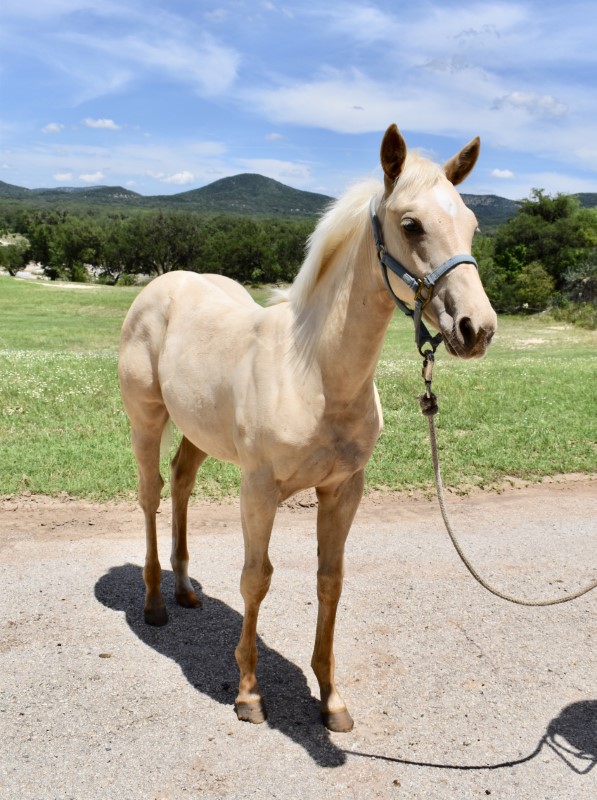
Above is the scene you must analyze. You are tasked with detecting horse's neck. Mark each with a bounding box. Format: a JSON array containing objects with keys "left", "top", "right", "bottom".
[{"left": 310, "top": 238, "right": 394, "bottom": 404}]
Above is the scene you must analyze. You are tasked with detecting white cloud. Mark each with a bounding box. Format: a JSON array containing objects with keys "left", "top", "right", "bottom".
[
  {"left": 265, "top": 133, "right": 284, "bottom": 141},
  {"left": 163, "top": 171, "right": 195, "bottom": 185},
  {"left": 478, "top": 167, "right": 597, "bottom": 200},
  {"left": 522, "top": 170, "right": 597, "bottom": 196},
  {"left": 205, "top": 8, "right": 227, "bottom": 23},
  {"left": 82, "top": 117, "right": 122, "bottom": 130},
  {"left": 53, "top": 171, "right": 73, "bottom": 181},
  {"left": 79, "top": 171, "right": 104, "bottom": 182},
  {"left": 148, "top": 170, "right": 195, "bottom": 185},
  {"left": 127, "top": 33, "right": 239, "bottom": 96},
  {"left": 492, "top": 168, "right": 514, "bottom": 179},
  {"left": 42, "top": 123, "right": 64, "bottom": 134},
  {"left": 243, "top": 70, "right": 399, "bottom": 134},
  {"left": 492, "top": 92, "right": 568, "bottom": 118},
  {"left": 3, "top": 0, "right": 127, "bottom": 20},
  {"left": 63, "top": 29, "right": 240, "bottom": 98},
  {"left": 318, "top": 2, "right": 527, "bottom": 52},
  {"left": 260, "top": 1, "right": 294, "bottom": 17}
]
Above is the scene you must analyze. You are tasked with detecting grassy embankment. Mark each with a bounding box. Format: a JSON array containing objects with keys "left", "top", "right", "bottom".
[{"left": 0, "top": 276, "right": 595, "bottom": 500}]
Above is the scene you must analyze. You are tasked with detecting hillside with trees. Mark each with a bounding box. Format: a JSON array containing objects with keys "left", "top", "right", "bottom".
[
  {"left": 0, "top": 174, "right": 333, "bottom": 217},
  {"left": 1, "top": 177, "right": 595, "bottom": 327}
]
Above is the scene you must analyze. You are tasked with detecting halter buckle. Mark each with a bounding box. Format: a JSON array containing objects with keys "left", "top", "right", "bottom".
[{"left": 414, "top": 279, "right": 433, "bottom": 307}]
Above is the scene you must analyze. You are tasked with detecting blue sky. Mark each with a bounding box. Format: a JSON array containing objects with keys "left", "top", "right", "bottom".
[{"left": 1, "top": 0, "right": 596, "bottom": 199}]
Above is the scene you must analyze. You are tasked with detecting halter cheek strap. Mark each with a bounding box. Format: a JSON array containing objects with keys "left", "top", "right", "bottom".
[{"left": 370, "top": 197, "right": 478, "bottom": 355}]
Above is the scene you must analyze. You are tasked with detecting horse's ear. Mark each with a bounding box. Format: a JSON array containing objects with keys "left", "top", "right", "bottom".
[
  {"left": 380, "top": 124, "right": 407, "bottom": 194},
  {"left": 444, "top": 136, "right": 480, "bottom": 185}
]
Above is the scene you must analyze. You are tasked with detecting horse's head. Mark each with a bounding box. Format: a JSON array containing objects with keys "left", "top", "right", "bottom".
[{"left": 376, "top": 124, "right": 497, "bottom": 359}]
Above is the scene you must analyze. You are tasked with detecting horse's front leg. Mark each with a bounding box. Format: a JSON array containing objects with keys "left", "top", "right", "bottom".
[
  {"left": 234, "top": 473, "right": 278, "bottom": 724},
  {"left": 312, "top": 469, "right": 365, "bottom": 732}
]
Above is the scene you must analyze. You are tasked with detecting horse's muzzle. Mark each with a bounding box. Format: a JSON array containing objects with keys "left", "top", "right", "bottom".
[{"left": 443, "top": 313, "right": 496, "bottom": 359}]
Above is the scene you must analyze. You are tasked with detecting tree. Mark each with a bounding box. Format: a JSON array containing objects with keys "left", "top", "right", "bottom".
[
  {"left": 513, "top": 261, "right": 555, "bottom": 311},
  {"left": 125, "top": 212, "right": 206, "bottom": 276},
  {"left": 200, "top": 217, "right": 279, "bottom": 283},
  {"left": 268, "top": 219, "right": 313, "bottom": 283},
  {"left": 0, "top": 238, "right": 30, "bottom": 276},
  {"left": 493, "top": 189, "right": 597, "bottom": 289},
  {"left": 96, "top": 218, "right": 141, "bottom": 284},
  {"left": 45, "top": 216, "right": 102, "bottom": 281}
]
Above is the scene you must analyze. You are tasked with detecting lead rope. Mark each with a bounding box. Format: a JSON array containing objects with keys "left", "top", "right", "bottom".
[{"left": 418, "top": 352, "right": 597, "bottom": 606}]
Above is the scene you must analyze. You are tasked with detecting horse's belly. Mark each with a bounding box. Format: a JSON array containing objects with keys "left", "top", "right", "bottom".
[
  {"left": 161, "top": 378, "right": 241, "bottom": 464},
  {"left": 179, "top": 423, "right": 241, "bottom": 465}
]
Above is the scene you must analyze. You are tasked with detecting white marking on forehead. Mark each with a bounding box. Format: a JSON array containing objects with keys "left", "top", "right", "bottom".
[{"left": 432, "top": 185, "right": 458, "bottom": 218}]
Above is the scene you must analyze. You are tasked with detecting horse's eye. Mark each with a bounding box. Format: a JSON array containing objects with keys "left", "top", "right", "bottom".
[{"left": 401, "top": 218, "right": 422, "bottom": 234}]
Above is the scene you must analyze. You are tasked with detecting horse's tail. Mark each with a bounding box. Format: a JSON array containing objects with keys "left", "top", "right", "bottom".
[{"left": 160, "top": 418, "right": 174, "bottom": 459}]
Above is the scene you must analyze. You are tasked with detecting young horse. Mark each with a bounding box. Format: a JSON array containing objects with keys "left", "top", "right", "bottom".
[{"left": 118, "top": 124, "right": 497, "bottom": 732}]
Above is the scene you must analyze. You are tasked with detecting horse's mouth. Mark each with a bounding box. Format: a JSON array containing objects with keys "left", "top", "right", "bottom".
[{"left": 442, "top": 326, "right": 494, "bottom": 359}]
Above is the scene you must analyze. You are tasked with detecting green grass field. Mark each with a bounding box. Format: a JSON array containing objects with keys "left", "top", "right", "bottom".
[{"left": 1, "top": 276, "right": 595, "bottom": 500}]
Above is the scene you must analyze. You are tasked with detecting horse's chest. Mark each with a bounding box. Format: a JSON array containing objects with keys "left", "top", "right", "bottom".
[{"left": 274, "top": 414, "right": 380, "bottom": 493}]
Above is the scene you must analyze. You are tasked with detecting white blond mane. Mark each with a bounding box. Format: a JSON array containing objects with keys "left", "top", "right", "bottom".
[{"left": 292, "top": 179, "right": 379, "bottom": 311}]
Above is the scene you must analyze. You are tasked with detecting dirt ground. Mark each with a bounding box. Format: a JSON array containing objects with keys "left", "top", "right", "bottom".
[{"left": 1, "top": 476, "right": 595, "bottom": 800}]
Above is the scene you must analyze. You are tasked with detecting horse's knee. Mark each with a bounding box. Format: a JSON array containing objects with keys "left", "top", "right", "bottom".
[
  {"left": 240, "top": 559, "right": 274, "bottom": 604},
  {"left": 316, "top": 571, "right": 343, "bottom": 605}
]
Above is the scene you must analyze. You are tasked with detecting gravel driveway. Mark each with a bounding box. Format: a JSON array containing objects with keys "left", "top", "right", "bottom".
[{"left": 1, "top": 478, "right": 595, "bottom": 799}]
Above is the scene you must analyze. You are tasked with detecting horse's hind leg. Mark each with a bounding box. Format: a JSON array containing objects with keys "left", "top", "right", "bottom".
[
  {"left": 170, "top": 436, "right": 207, "bottom": 609},
  {"left": 234, "top": 474, "right": 278, "bottom": 724},
  {"left": 312, "top": 469, "right": 365, "bottom": 732},
  {"left": 130, "top": 409, "right": 169, "bottom": 626}
]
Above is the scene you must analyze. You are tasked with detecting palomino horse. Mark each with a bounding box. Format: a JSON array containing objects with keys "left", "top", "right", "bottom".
[{"left": 118, "top": 124, "right": 497, "bottom": 732}]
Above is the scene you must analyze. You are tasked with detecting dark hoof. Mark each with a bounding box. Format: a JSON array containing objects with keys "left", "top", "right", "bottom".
[
  {"left": 322, "top": 709, "right": 354, "bottom": 733},
  {"left": 144, "top": 606, "right": 168, "bottom": 626},
  {"left": 175, "top": 590, "right": 202, "bottom": 609},
  {"left": 235, "top": 700, "right": 267, "bottom": 724}
]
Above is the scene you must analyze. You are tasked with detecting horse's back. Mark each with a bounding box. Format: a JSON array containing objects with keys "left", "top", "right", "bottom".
[
  {"left": 126, "top": 271, "right": 255, "bottom": 321},
  {"left": 121, "top": 271, "right": 257, "bottom": 344}
]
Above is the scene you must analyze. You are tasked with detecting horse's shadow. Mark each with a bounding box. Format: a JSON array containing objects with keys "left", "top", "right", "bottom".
[
  {"left": 94, "top": 563, "right": 346, "bottom": 767},
  {"left": 95, "top": 565, "right": 596, "bottom": 775}
]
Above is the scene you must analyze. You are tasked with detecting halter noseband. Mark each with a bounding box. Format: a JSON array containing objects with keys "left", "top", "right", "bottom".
[{"left": 370, "top": 196, "right": 478, "bottom": 356}]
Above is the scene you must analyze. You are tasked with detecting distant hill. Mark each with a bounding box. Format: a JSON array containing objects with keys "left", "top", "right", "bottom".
[
  {"left": 34, "top": 185, "right": 142, "bottom": 202},
  {"left": 0, "top": 175, "right": 331, "bottom": 217},
  {"left": 0, "top": 181, "right": 33, "bottom": 200},
  {"left": 576, "top": 193, "right": 597, "bottom": 208},
  {"left": 151, "top": 174, "right": 334, "bottom": 216},
  {"left": 460, "top": 193, "right": 521, "bottom": 232},
  {"left": 0, "top": 181, "right": 141, "bottom": 204},
  {"left": 1, "top": 176, "right": 595, "bottom": 230}
]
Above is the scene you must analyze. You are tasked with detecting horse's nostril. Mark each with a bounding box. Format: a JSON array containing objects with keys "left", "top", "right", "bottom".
[{"left": 458, "top": 316, "right": 476, "bottom": 350}]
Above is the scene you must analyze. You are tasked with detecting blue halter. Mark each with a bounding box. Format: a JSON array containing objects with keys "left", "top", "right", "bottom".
[{"left": 370, "top": 197, "right": 478, "bottom": 355}]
